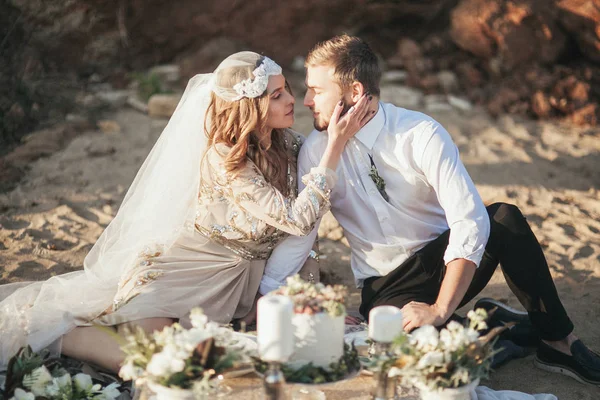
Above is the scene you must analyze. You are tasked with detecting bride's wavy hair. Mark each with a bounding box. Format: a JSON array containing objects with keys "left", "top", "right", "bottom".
[{"left": 204, "top": 61, "right": 292, "bottom": 193}]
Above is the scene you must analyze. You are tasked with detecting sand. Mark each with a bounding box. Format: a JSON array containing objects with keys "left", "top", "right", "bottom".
[{"left": 1, "top": 82, "right": 599, "bottom": 399}]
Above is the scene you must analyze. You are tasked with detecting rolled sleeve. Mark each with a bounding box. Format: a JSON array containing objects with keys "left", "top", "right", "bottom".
[{"left": 416, "top": 121, "right": 490, "bottom": 268}]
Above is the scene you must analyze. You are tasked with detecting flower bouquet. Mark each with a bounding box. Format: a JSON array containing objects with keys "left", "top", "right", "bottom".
[
  {"left": 118, "top": 308, "right": 245, "bottom": 399},
  {"left": 382, "top": 309, "right": 506, "bottom": 400},
  {"left": 2, "top": 346, "right": 120, "bottom": 400}
]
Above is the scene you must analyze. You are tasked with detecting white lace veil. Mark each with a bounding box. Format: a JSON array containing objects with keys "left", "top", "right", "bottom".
[{"left": 0, "top": 51, "right": 283, "bottom": 368}]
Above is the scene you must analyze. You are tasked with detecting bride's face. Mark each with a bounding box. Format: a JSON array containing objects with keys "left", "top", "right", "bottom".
[{"left": 265, "top": 74, "right": 295, "bottom": 130}]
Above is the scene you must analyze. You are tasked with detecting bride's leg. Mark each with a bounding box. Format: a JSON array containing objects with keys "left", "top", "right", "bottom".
[{"left": 61, "top": 317, "right": 175, "bottom": 373}]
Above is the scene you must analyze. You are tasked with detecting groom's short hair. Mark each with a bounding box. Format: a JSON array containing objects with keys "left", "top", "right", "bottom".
[{"left": 306, "top": 34, "right": 381, "bottom": 97}]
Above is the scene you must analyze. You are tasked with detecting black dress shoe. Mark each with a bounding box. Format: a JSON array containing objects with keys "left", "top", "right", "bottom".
[
  {"left": 490, "top": 339, "right": 528, "bottom": 369},
  {"left": 474, "top": 297, "right": 529, "bottom": 323},
  {"left": 535, "top": 340, "right": 600, "bottom": 386},
  {"left": 473, "top": 297, "right": 541, "bottom": 347}
]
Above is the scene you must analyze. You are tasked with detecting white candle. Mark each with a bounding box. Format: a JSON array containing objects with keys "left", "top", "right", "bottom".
[
  {"left": 257, "top": 295, "right": 294, "bottom": 362},
  {"left": 368, "top": 305, "right": 403, "bottom": 343}
]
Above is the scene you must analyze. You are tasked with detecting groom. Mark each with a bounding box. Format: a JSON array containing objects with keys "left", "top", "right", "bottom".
[{"left": 261, "top": 34, "right": 600, "bottom": 386}]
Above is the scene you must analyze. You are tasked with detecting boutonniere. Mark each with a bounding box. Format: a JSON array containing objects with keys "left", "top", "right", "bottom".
[{"left": 368, "top": 154, "right": 389, "bottom": 202}]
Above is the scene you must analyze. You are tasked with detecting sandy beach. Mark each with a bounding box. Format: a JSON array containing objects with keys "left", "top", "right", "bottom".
[{"left": 1, "top": 80, "right": 599, "bottom": 399}]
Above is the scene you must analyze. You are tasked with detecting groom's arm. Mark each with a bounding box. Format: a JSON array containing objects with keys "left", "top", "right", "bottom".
[
  {"left": 259, "top": 132, "right": 323, "bottom": 294},
  {"left": 401, "top": 120, "right": 489, "bottom": 330}
]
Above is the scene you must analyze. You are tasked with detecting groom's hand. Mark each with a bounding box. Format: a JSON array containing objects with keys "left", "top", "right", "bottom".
[{"left": 401, "top": 301, "right": 448, "bottom": 332}]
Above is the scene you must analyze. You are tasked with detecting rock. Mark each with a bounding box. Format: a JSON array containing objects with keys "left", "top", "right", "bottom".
[
  {"left": 76, "top": 93, "right": 103, "bottom": 110},
  {"left": 557, "top": 0, "right": 600, "bottom": 63},
  {"left": 531, "top": 91, "right": 552, "bottom": 118},
  {"left": 425, "top": 95, "right": 453, "bottom": 112},
  {"left": 487, "top": 87, "right": 520, "bottom": 116},
  {"left": 65, "top": 114, "right": 93, "bottom": 131},
  {"left": 8, "top": 103, "right": 25, "bottom": 120},
  {"left": 86, "top": 142, "right": 116, "bottom": 157},
  {"left": 177, "top": 38, "right": 245, "bottom": 80},
  {"left": 382, "top": 70, "right": 408, "bottom": 84},
  {"left": 389, "top": 39, "right": 431, "bottom": 87},
  {"left": 448, "top": 95, "right": 473, "bottom": 111},
  {"left": 456, "top": 62, "right": 484, "bottom": 87},
  {"left": 419, "top": 74, "right": 440, "bottom": 92},
  {"left": 380, "top": 85, "right": 424, "bottom": 109},
  {"left": 450, "top": 0, "right": 567, "bottom": 71},
  {"left": 96, "top": 90, "right": 130, "bottom": 108},
  {"left": 0, "top": 159, "right": 25, "bottom": 192},
  {"left": 570, "top": 104, "right": 598, "bottom": 126},
  {"left": 149, "top": 65, "right": 181, "bottom": 91},
  {"left": 127, "top": 96, "right": 149, "bottom": 114},
  {"left": 4, "top": 125, "right": 78, "bottom": 167},
  {"left": 148, "top": 94, "right": 182, "bottom": 118},
  {"left": 149, "top": 65, "right": 181, "bottom": 84},
  {"left": 551, "top": 76, "right": 591, "bottom": 113},
  {"left": 89, "top": 83, "right": 113, "bottom": 93},
  {"left": 398, "top": 38, "right": 423, "bottom": 60},
  {"left": 436, "top": 70, "right": 459, "bottom": 92},
  {"left": 97, "top": 120, "right": 121, "bottom": 134}
]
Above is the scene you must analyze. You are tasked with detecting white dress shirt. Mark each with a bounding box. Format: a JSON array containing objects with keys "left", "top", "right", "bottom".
[{"left": 260, "top": 102, "right": 490, "bottom": 294}]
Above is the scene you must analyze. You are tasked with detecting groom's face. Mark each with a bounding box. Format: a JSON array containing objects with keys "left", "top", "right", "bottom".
[{"left": 304, "top": 65, "right": 350, "bottom": 131}]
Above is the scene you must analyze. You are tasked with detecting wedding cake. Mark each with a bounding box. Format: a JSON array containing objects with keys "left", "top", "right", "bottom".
[{"left": 273, "top": 275, "right": 347, "bottom": 369}]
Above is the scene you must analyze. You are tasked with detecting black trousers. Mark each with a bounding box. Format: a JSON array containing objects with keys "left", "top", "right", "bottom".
[{"left": 359, "top": 202, "right": 574, "bottom": 341}]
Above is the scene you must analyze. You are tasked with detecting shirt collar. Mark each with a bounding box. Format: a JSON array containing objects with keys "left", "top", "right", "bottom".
[{"left": 354, "top": 102, "right": 385, "bottom": 150}]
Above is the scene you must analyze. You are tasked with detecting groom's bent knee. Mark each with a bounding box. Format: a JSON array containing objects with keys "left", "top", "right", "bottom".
[{"left": 487, "top": 202, "right": 530, "bottom": 235}]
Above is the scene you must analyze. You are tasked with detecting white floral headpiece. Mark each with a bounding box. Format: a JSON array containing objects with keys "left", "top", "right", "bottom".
[{"left": 232, "top": 57, "right": 282, "bottom": 100}]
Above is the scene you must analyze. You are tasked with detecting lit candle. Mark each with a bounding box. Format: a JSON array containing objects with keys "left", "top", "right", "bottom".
[
  {"left": 369, "top": 305, "right": 403, "bottom": 343},
  {"left": 257, "top": 295, "right": 294, "bottom": 362}
]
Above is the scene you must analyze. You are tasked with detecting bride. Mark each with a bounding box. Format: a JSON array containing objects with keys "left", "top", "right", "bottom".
[{"left": 0, "top": 51, "right": 372, "bottom": 372}]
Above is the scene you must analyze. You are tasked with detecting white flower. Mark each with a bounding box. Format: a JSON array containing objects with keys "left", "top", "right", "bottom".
[
  {"left": 189, "top": 308, "right": 208, "bottom": 328},
  {"left": 46, "top": 373, "right": 73, "bottom": 397},
  {"left": 410, "top": 325, "right": 439, "bottom": 351},
  {"left": 119, "top": 361, "right": 144, "bottom": 381},
  {"left": 177, "top": 328, "right": 211, "bottom": 351},
  {"left": 467, "top": 309, "right": 488, "bottom": 331},
  {"left": 98, "top": 382, "right": 121, "bottom": 400},
  {"left": 147, "top": 347, "right": 186, "bottom": 377},
  {"left": 416, "top": 351, "right": 446, "bottom": 369},
  {"left": 23, "top": 365, "right": 53, "bottom": 396},
  {"left": 56, "top": 373, "right": 72, "bottom": 388},
  {"left": 446, "top": 320, "right": 465, "bottom": 333},
  {"left": 10, "top": 388, "right": 35, "bottom": 400},
  {"left": 147, "top": 353, "right": 170, "bottom": 376},
  {"left": 451, "top": 367, "right": 471, "bottom": 386},
  {"left": 74, "top": 373, "right": 97, "bottom": 392},
  {"left": 465, "top": 328, "right": 480, "bottom": 343}
]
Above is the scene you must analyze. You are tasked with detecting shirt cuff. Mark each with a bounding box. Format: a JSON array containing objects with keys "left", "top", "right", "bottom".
[
  {"left": 259, "top": 275, "right": 285, "bottom": 295},
  {"left": 443, "top": 246, "right": 485, "bottom": 268}
]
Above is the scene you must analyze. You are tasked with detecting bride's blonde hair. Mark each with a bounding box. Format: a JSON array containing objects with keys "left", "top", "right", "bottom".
[{"left": 205, "top": 59, "right": 291, "bottom": 193}]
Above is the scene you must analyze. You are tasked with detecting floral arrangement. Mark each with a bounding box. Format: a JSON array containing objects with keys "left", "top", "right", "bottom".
[
  {"left": 272, "top": 274, "right": 347, "bottom": 317},
  {"left": 385, "top": 308, "right": 504, "bottom": 390},
  {"left": 3, "top": 346, "right": 120, "bottom": 400},
  {"left": 118, "top": 308, "right": 244, "bottom": 394},
  {"left": 253, "top": 343, "right": 361, "bottom": 384}
]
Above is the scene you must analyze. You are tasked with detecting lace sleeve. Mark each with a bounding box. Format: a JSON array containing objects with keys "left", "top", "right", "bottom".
[{"left": 227, "top": 161, "right": 336, "bottom": 235}]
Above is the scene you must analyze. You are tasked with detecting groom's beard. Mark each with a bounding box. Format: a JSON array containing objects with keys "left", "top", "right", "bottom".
[{"left": 313, "top": 99, "right": 352, "bottom": 132}]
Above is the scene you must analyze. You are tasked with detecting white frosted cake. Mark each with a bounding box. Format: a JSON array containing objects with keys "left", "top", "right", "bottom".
[{"left": 273, "top": 275, "right": 347, "bottom": 369}]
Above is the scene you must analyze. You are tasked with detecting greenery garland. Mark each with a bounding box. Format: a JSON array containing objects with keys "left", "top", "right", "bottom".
[{"left": 253, "top": 343, "right": 361, "bottom": 384}]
